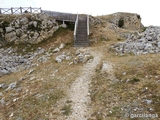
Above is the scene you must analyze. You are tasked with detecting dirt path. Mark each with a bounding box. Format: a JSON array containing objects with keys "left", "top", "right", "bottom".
[
  {"left": 66, "top": 48, "right": 102, "bottom": 120},
  {"left": 67, "top": 50, "right": 102, "bottom": 120}
]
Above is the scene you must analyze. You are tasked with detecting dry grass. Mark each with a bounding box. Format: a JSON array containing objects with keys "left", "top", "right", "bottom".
[
  {"left": 0, "top": 23, "right": 79, "bottom": 119},
  {"left": 90, "top": 44, "right": 160, "bottom": 119},
  {"left": 0, "top": 48, "right": 81, "bottom": 119},
  {"left": 1, "top": 14, "right": 159, "bottom": 120}
]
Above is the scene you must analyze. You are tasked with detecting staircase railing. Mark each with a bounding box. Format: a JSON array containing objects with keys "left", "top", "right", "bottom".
[
  {"left": 87, "top": 15, "right": 89, "bottom": 36},
  {"left": 87, "top": 15, "right": 90, "bottom": 43},
  {"left": 74, "top": 14, "right": 79, "bottom": 42}
]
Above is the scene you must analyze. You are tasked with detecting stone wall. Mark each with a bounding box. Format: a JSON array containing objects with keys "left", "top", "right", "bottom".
[
  {"left": 0, "top": 13, "right": 60, "bottom": 46},
  {"left": 102, "top": 12, "right": 143, "bottom": 30}
]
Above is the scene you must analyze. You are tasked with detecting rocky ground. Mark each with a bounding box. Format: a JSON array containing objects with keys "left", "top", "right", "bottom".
[
  {"left": 0, "top": 12, "right": 160, "bottom": 120},
  {"left": 66, "top": 48, "right": 102, "bottom": 120},
  {"left": 113, "top": 26, "right": 160, "bottom": 55}
]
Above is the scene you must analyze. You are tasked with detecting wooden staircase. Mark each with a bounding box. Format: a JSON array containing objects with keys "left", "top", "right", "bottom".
[{"left": 74, "top": 15, "right": 89, "bottom": 47}]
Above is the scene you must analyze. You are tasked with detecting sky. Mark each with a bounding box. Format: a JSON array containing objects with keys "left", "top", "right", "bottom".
[{"left": 0, "top": 0, "right": 160, "bottom": 26}]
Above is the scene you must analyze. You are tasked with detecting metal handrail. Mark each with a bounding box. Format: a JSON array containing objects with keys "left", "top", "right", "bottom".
[
  {"left": 74, "top": 14, "right": 79, "bottom": 36},
  {"left": 87, "top": 15, "right": 89, "bottom": 36}
]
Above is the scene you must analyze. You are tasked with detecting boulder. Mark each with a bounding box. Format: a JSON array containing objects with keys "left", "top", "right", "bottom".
[
  {"left": 20, "top": 17, "right": 28, "bottom": 25},
  {"left": 55, "top": 57, "right": 62, "bottom": 63},
  {"left": 15, "top": 29, "right": 22, "bottom": 37},
  {"left": 20, "top": 34, "right": 28, "bottom": 42},
  {"left": 53, "top": 48, "right": 60, "bottom": 53},
  {"left": 74, "top": 52, "right": 92, "bottom": 63},
  {"left": 59, "top": 43, "right": 65, "bottom": 49},
  {"left": 15, "top": 21, "right": 20, "bottom": 28},
  {"left": 38, "top": 13, "right": 48, "bottom": 20},
  {"left": 0, "top": 84, "right": 8, "bottom": 89},
  {"left": 5, "top": 27, "right": 15, "bottom": 33},
  {"left": 55, "top": 54, "right": 66, "bottom": 63},
  {"left": 5, "top": 31, "right": 17, "bottom": 42},
  {"left": 0, "top": 69, "right": 9, "bottom": 76},
  {"left": 0, "top": 98, "right": 5, "bottom": 105},
  {"left": 158, "top": 42, "right": 160, "bottom": 48},
  {"left": 113, "top": 26, "right": 160, "bottom": 55},
  {"left": 157, "top": 34, "right": 160, "bottom": 41},
  {"left": 6, "top": 82, "right": 17, "bottom": 91},
  {"left": 33, "top": 21, "right": 37, "bottom": 27}
]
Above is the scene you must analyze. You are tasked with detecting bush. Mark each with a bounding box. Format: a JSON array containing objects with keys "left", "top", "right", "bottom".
[
  {"left": 118, "top": 19, "right": 124, "bottom": 28},
  {"left": 0, "top": 21, "right": 10, "bottom": 34},
  {"left": 137, "top": 14, "right": 141, "bottom": 19},
  {"left": 27, "top": 20, "right": 42, "bottom": 32},
  {"left": 61, "top": 105, "right": 71, "bottom": 115},
  {"left": 129, "top": 77, "right": 140, "bottom": 84}
]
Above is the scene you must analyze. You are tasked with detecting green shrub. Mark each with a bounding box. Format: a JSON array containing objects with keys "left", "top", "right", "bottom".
[
  {"left": 137, "top": 14, "right": 141, "bottom": 19},
  {"left": 142, "top": 27, "right": 147, "bottom": 32},
  {"left": 61, "top": 105, "right": 71, "bottom": 115},
  {"left": 118, "top": 19, "right": 124, "bottom": 28},
  {"left": 129, "top": 77, "right": 140, "bottom": 84}
]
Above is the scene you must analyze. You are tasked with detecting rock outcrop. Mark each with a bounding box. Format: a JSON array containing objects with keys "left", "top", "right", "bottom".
[
  {"left": 100, "top": 12, "right": 143, "bottom": 30},
  {"left": 0, "top": 13, "right": 59, "bottom": 46},
  {"left": 113, "top": 26, "right": 160, "bottom": 55}
]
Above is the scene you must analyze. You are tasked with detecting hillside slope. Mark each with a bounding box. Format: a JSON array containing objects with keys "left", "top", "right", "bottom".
[{"left": 0, "top": 12, "right": 160, "bottom": 120}]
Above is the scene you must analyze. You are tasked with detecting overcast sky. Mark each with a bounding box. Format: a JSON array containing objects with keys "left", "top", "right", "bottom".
[{"left": 1, "top": 0, "right": 159, "bottom": 26}]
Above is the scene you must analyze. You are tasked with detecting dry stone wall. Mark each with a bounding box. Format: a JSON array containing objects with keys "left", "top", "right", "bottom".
[
  {"left": 0, "top": 13, "right": 60, "bottom": 46},
  {"left": 102, "top": 12, "right": 143, "bottom": 30}
]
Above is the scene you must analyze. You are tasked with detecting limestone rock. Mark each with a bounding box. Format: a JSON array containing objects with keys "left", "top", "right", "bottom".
[
  {"left": 53, "top": 48, "right": 60, "bottom": 53},
  {"left": 0, "top": 69, "right": 9, "bottom": 76},
  {"left": 113, "top": 26, "right": 160, "bottom": 55},
  {"left": 20, "top": 17, "right": 28, "bottom": 25},
  {"left": 0, "top": 98, "right": 5, "bottom": 105},
  {"left": 33, "top": 21, "right": 37, "bottom": 27},
  {"left": 5, "top": 27, "right": 15, "bottom": 33},
  {"left": 55, "top": 57, "right": 62, "bottom": 63},
  {"left": 101, "top": 12, "right": 143, "bottom": 30},
  {"left": 74, "top": 52, "right": 92, "bottom": 63},
  {"left": 59, "top": 43, "right": 65, "bottom": 49},
  {"left": 0, "top": 84, "right": 8, "bottom": 89},
  {"left": 5, "top": 31, "right": 17, "bottom": 42},
  {"left": 0, "top": 13, "right": 60, "bottom": 45},
  {"left": 55, "top": 54, "right": 67, "bottom": 63},
  {"left": 6, "top": 82, "right": 17, "bottom": 90}
]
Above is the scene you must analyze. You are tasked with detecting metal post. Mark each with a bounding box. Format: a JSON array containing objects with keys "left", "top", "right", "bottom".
[{"left": 0, "top": 8, "right": 1, "bottom": 14}]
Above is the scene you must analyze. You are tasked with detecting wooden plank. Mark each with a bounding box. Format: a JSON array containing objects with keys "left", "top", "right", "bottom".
[
  {"left": 0, "top": 7, "right": 76, "bottom": 22},
  {"left": 20, "top": 7, "right": 22, "bottom": 14},
  {"left": 30, "top": 7, "right": 32, "bottom": 13},
  {"left": 11, "top": 7, "right": 13, "bottom": 14}
]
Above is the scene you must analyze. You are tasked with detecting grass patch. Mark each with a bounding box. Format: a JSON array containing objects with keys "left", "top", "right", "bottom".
[
  {"left": 2, "top": 25, "right": 74, "bottom": 54},
  {"left": 90, "top": 46, "right": 160, "bottom": 119},
  {"left": 61, "top": 105, "right": 71, "bottom": 115},
  {"left": 129, "top": 77, "right": 140, "bottom": 84},
  {"left": 0, "top": 45, "right": 81, "bottom": 119}
]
